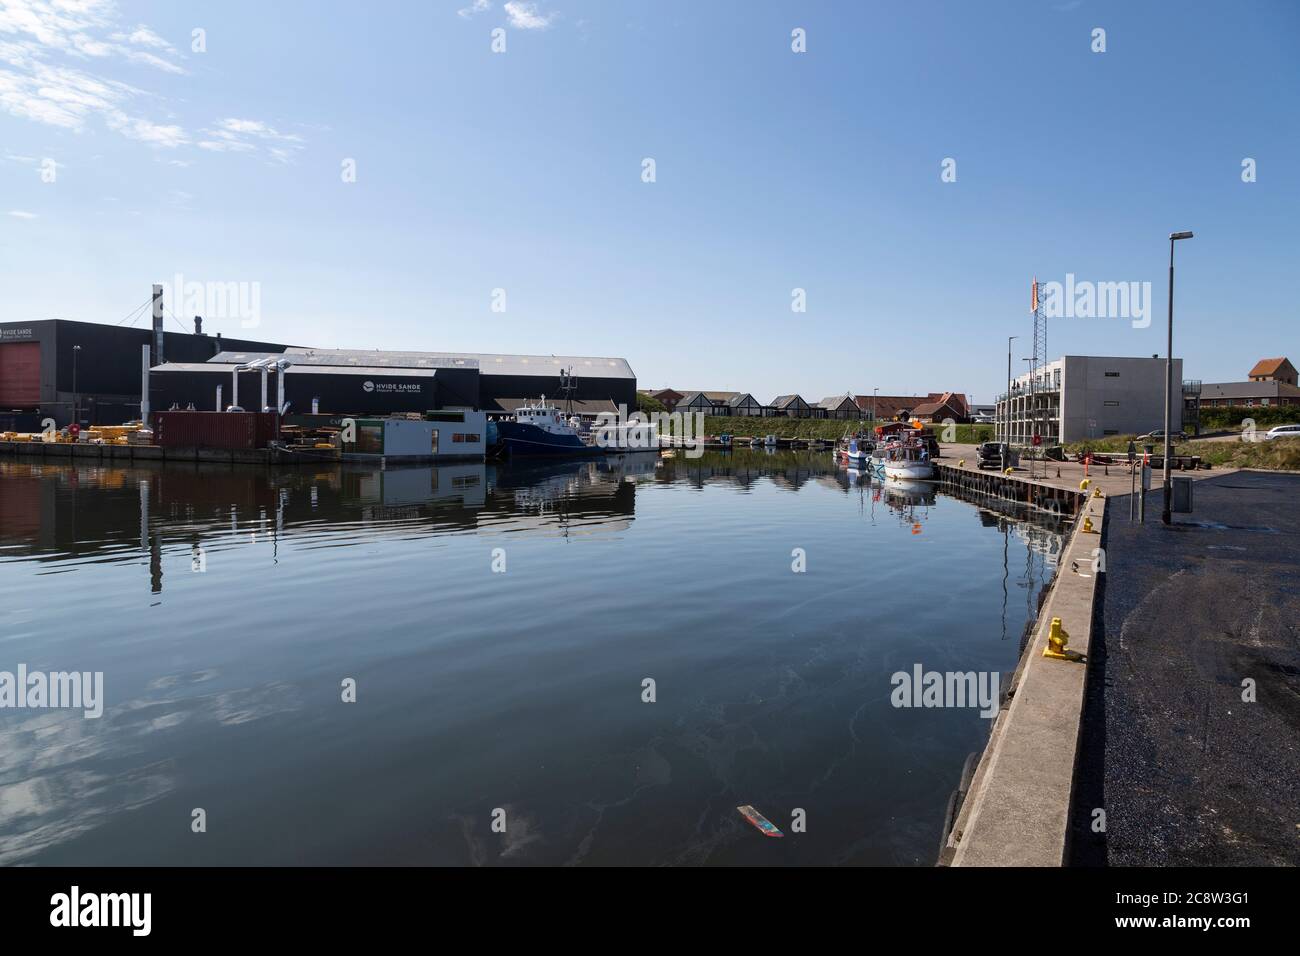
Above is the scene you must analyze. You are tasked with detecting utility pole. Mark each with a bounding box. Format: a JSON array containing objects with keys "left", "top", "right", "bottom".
[
  {"left": 1163, "top": 231, "right": 1194, "bottom": 525},
  {"left": 72, "top": 344, "right": 81, "bottom": 426}
]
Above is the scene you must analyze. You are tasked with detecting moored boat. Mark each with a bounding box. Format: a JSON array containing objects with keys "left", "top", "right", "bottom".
[
  {"left": 842, "top": 438, "right": 871, "bottom": 468},
  {"left": 883, "top": 441, "right": 935, "bottom": 480},
  {"left": 495, "top": 396, "right": 602, "bottom": 458}
]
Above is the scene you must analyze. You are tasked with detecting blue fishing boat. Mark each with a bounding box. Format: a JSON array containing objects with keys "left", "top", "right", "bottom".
[{"left": 494, "top": 396, "right": 602, "bottom": 458}]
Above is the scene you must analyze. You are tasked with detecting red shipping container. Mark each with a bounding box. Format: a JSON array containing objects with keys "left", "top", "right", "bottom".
[{"left": 155, "top": 411, "right": 279, "bottom": 450}]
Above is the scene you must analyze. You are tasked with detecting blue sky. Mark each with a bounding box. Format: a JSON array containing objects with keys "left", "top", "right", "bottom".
[{"left": 2, "top": 0, "right": 1297, "bottom": 406}]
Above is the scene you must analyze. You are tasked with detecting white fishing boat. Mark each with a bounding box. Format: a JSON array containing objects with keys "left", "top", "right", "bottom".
[
  {"left": 840, "top": 438, "right": 871, "bottom": 468},
  {"left": 883, "top": 441, "right": 935, "bottom": 481},
  {"left": 764, "top": 434, "right": 778, "bottom": 447}
]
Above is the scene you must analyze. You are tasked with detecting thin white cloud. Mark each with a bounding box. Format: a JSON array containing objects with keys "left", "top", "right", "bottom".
[
  {"left": 122, "top": 48, "right": 183, "bottom": 74},
  {"left": 217, "top": 117, "right": 302, "bottom": 142},
  {"left": 197, "top": 138, "right": 254, "bottom": 153},
  {"left": 196, "top": 117, "right": 306, "bottom": 162},
  {"left": 0, "top": 0, "right": 189, "bottom": 142},
  {"left": 458, "top": 0, "right": 491, "bottom": 18},
  {"left": 8, "top": 209, "right": 38, "bottom": 219},
  {"left": 121, "top": 25, "right": 173, "bottom": 50},
  {"left": 0, "top": 4, "right": 308, "bottom": 164},
  {"left": 0, "top": 1, "right": 182, "bottom": 68},
  {"left": 0, "top": 51, "right": 141, "bottom": 129},
  {"left": 106, "top": 109, "right": 187, "bottom": 147},
  {"left": 504, "top": 2, "right": 555, "bottom": 30}
]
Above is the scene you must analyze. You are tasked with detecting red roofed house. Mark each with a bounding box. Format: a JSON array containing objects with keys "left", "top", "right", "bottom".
[
  {"left": 854, "top": 391, "right": 968, "bottom": 422},
  {"left": 1248, "top": 358, "right": 1297, "bottom": 387}
]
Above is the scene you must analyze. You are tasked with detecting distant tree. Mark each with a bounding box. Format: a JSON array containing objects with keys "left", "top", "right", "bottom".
[{"left": 637, "top": 392, "right": 667, "bottom": 415}]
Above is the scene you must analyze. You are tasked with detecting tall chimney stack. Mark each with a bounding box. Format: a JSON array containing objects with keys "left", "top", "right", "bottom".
[
  {"left": 151, "top": 284, "right": 165, "bottom": 366},
  {"left": 194, "top": 315, "right": 203, "bottom": 335}
]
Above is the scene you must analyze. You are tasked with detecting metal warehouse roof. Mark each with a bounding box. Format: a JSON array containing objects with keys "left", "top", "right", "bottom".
[
  {"left": 155, "top": 361, "right": 440, "bottom": 378},
  {"left": 204, "top": 348, "right": 635, "bottom": 378},
  {"left": 210, "top": 350, "right": 476, "bottom": 371},
  {"left": 286, "top": 348, "right": 633, "bottom": 378}
]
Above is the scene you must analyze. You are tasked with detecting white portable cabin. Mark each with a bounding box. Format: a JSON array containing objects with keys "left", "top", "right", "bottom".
[{"left": 345, "top": 410, "right": 487, "bottom": 461}]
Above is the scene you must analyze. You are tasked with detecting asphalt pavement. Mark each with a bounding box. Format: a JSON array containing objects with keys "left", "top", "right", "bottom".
[{"left": 1070, "top": 470, "right": 1300, "bottom": 866}]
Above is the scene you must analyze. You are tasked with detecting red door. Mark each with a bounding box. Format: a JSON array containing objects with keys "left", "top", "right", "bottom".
[{"left": 0, "top": 342, "right": 40, "bottom": 407}]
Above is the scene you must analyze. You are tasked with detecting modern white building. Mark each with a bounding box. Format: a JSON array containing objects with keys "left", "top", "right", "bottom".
[{"left": 996, "top": 355, "right": 1183, "bottom": 445}]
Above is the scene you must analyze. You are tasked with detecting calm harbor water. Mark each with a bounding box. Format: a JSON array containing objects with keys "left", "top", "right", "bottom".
[{"left": 0, "top": 451, "right": 1061, "bottom": 866}]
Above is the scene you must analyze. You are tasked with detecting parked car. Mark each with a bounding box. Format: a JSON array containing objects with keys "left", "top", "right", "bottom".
[
  {"left": 1263, "top": 424, "right": 1300, "bottom": 441},
  {"left": 976, "top": 441, "right": 1009, "bottom": 469},
  {"left": 1142, "top": 429, "right": 1188, "bottom": 443}
]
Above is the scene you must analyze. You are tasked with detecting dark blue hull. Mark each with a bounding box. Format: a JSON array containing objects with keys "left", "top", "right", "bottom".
[{"left": 495, "top": 421, "right": 601, "bottom": 458}]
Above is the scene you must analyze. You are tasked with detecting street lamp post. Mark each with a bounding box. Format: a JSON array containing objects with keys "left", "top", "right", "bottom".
[
  {"left": 72, "top": 345, "right": 81, "bottom": 426},
  {"left": 1004, "top": 335, "right": 1018, "bottom": 470},
  {"left": 1163, "top": 231, "right": 1194, "bottom": 525},
  {"left": 872, "top": 387, "right": 878, "bottom": 425}
]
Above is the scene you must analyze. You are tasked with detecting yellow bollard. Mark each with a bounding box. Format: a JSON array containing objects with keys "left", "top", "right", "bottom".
[
  {"left": 958, "top": 459, "right": 965, "bottom": 467},
  {"left": 1043, "top": 617, "right": 1082, "bottom": 661},
  {"left": 1004, "top": 467, "right": 1013, "bottom": 476},
  {"left": 1092, "top": 486, "right": 1103, "bottom": 499},
  {"left": 1082, "top": 514, "right": 1096, "bottom": 533}
]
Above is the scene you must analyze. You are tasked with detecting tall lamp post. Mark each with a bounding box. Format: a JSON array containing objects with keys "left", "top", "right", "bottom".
[
  {"left": 872, "top": 387, "right": 879, "bottom": 425},
  {"left": 72, "top": 344, "right": 81, "bottom": 426},
  {"left": 1004, "top": 335, "right": 1019, "bottom": 470},
  {"left": 1163, "top": 231, "right": 1194, "bottom": 525}
]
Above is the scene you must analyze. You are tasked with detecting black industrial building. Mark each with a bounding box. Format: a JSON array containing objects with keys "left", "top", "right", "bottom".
[
  {"left": 0, "top": 318, "right": 289, "bottom": 429},
  {"left": 1, "top": 317, "right": 637, "bottom": 427},
  {"left": 150, "top": 354, "right": 481, "bottom": 416},
  {"left": 151, "top": 348, "right": 637, "bottom": 417}
]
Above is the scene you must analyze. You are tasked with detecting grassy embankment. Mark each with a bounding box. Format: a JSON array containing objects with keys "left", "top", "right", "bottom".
[
  {"left": 697, "top": 417, "right": 996, "bottom": 443},
  {"left": 1198, "top": 406, "right": 1299, "bottom": 431},
  {"left": 1063, "top": 435, "right": 1300, "bottom": 470}
]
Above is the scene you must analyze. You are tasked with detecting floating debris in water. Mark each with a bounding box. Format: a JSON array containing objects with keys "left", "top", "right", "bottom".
[{"left": 737, "top": 805, "right": 784, "bottom": 838}]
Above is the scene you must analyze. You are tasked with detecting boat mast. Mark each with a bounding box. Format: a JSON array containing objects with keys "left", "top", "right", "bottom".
[{"left": 558, "top": 365, "right": 577, "bottom": 417}]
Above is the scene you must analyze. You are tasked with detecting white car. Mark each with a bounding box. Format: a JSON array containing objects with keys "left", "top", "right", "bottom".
[{"left": 1262, "top": 424, "right": 1300, "bottom": 441}]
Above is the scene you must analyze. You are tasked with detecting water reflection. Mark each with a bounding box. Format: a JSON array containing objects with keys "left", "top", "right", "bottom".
[
  {"left": 0, "top": 455, "right": 668, "bottom": 583},
  {"left": 0, "top": 450, "right": 1063, "bottom": 865}
]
